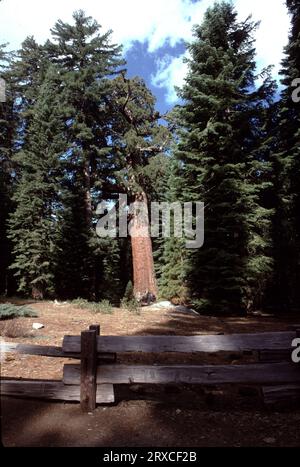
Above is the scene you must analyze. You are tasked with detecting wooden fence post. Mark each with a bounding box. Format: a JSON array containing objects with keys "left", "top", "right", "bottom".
[
  {"left": 89, "top": 324, "right": 117, "bottom": 364},
  {"left": 80, "top": 329, "right": 97, "bottom": 412},
  {"left": 89, "top": 324, "right": 100, "bottom": 336}
]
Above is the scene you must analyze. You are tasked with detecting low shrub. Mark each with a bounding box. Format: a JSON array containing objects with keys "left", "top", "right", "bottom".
[
  {"left": 70, "top": 298, "right": 113, "bottom": 315},
  {"left": 0, "top": 303, "right": 38, "bottom": 321},
  {"left": 1, "top": 319, "right": 32, "bottom": 338},
  {"left": 121, "top": 298, "right": 140, "bottom": 315}
]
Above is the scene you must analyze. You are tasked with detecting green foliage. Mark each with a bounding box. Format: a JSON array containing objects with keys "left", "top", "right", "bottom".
[
  {"left": 121, "top": 281, "right": 140, "bottom": 314},
  {"left": 0, "top": 303, "right": 37, "bottom": 320},
  {"left": 121, "top": 297, "right": 140, "bottom": 314},
  {"left": 0, "top": 44, "right": 15, "bottom": 295},
  {"left": 2, "top": 3, "right": 300, "bottom": 318},
  {"left": 161, "top": 2, "right": 276, "bottom": 314},
  {"left": 1, "top": 10, "right": 169, "bottom": 304},
  {"left": 8, "top": 65, "right": 67, "bottom": 298},
  {"left": 270, "top": 0, "right": 300, "bottom": 311},
  {"left": 70, "top": 298, "right": 113, "bottom": 314},
  {"left": 123, "top": 281, "right": 134, "bottom": 301},
  {"left": 121, "top": 281, "right": 140, "bottom": 313}
]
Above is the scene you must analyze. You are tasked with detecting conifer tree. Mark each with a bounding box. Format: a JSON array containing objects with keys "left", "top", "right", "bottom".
[
  {"left": 272, "top": 0, "right": 300, "bottom": 310},
  {"left": 162, "top": 2, "right": 276, "bottom": 313},
  {"left": 159, "top": 159, "right": 190, "bottom": 303},
  {"left": 44, "top": 10, "right": 125, "bottom": 299},
  {"left": 10, "top": 37, "right": 48, "bottom": 146},
  {"left": 0, "top": 44, "right": 15, "bottom": 295},
  {"left": 8, "top": 66, "right": 67, "bottom": 298},
  {"left": 46, "top": 10, "right": 124, "bottom": 224}
]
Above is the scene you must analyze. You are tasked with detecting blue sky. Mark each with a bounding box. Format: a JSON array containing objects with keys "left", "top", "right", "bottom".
[{"left": 0, "top": 0, "right": 291, "bottom": 114}]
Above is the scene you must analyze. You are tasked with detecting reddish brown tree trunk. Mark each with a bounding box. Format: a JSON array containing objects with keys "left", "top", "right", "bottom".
[{"left": 130, "top": 192, "right": 158, "bottom": 301}]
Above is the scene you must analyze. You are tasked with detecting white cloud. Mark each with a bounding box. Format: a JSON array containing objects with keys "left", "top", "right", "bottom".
[
  {"left": 0, "top": 0, "right": 291, "bottom": 104},
  {"left": 234, "top": 0, "right": 290, "bottom": 78},
  {"left": 0, "top": 0, "right": 195, "bottom": 51},
  {"left": 151, "top": 0, "right": 291, "bottom": 103},
  {"left": 151, "top": 54, "right": 189, "bottom": 104}
]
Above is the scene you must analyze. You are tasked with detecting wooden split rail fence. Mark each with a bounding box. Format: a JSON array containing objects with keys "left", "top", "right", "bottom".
[{"left": 1, "top": 325, "right": 300, "bottom": 411}]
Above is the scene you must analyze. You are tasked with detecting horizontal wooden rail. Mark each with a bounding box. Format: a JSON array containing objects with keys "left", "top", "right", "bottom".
[
  {"left": 63, "top": 362, "right": 300, "bottom": 386},
  {"left": 63, "top": 331, "right": 296, "bottom": 355},
  {"left": 0, "top": 342, "right": 116, "bottom": 362},
  {"left": 0, "top": 379, "right": 115, "bottom": 404},
  {"left": 1, "top": 342, "right": 72, "bottom": 357}
]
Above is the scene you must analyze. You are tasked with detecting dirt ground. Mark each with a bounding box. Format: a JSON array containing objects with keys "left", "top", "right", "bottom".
[{"left": 1, "top": 299, "right": 300, "bottom": 447}]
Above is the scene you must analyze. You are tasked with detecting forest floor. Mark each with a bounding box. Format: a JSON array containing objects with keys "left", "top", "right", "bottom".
[{"left": 1, "top": 298, "right": 300, "bottom": 447}]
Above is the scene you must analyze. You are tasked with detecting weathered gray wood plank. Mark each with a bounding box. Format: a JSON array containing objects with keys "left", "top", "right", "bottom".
[
  {"left": 0, "top": 342, "right": 115, "bottom": 362},
  {"left": 0, "top": 379, "right": 115, "bottom": 404},
  {"left": 63, "top": 362, "right": 300, "bottom": 386},
  {"left": 63, "top": 332, "right": 296, "bottom": 354},
  {"left": 1, "top": 342, "right": 70, "bottom": 357}
]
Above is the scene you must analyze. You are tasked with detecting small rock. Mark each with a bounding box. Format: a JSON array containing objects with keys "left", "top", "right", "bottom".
[
  {"left": 176, "top": 409, "right": 182, "bottom": 415},
  {"left": 32, "top": 323, "right": 44, "bottom": 330},
  {"left": 54, "top": 300, "right": 68, "bottom": 307},
  {"left": 156, "top": 301, "right": 173, "bottom": 308},
  {"left": 263, "top": 437, "right": 276, "bottom": 445}
]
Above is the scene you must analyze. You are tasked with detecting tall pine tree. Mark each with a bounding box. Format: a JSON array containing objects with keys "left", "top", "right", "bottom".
[
  {"left": 0, "top": 43, "right": 16, "bottom": 295},
  {"left": 45, "top": 10, "right": 125, "bottom": 299},
  {"left": 8, "top": 66, "right": 67, "bottom": 298},
  {"left": 272, "top": 0, "right": 300, "bottom": 311},
  {"left": 162, "top": 2, "right": 276, "bottom": 314}
]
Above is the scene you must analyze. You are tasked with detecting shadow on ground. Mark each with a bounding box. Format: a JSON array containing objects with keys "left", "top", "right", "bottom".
[
  {"left": 2, "top": 309, "right": 300, "bottom": 447},
  {"left": 2, "top": 383, "right": 300, "bottom": 447}
]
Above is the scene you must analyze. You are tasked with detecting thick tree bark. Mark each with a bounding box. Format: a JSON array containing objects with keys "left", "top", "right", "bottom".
[{"left": 130, "top": 192, "right": 158, "bottom": 302}]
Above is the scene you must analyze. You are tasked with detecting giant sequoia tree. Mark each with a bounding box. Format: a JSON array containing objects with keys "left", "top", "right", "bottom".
[
  {"left": 108, "top": 74, "right": 171, "bottom": 300},
  {"left": 162, "top": 2, "right": 276, "bottom": 314}
]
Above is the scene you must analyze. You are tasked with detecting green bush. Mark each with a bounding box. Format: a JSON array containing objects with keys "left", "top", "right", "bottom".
[
  {"left": 123, "top": 281, "right": 134, "bottom": 302},
  {"left": 0, "top": 303, "right": 38, "bottom": 321},
  {"left": 121, "top": 297, "right": 140, "bottom": 315},
  {"left": 70, "top": 298, "right": 113, "bottom": 315},
  {"left": 96, "top": 300, "right": 113, "bottom": 315}
]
